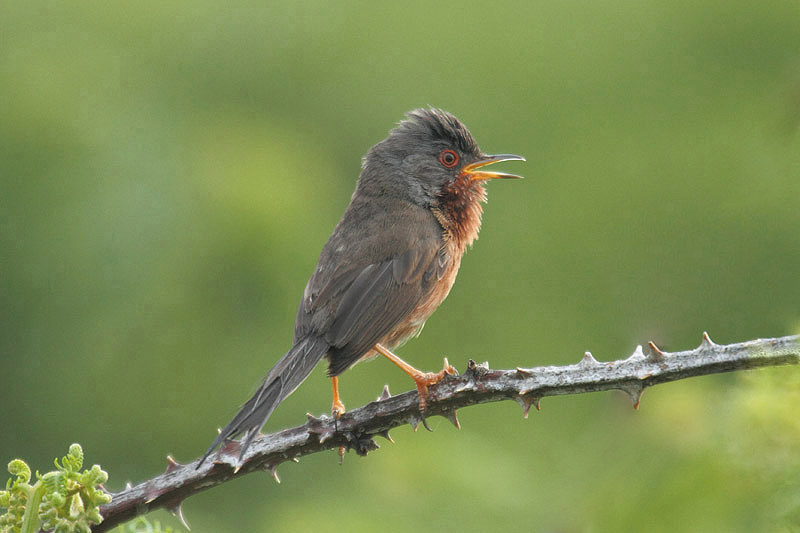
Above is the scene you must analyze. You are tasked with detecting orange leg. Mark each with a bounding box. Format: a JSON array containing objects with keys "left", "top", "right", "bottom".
[
  {"left": 373, "top": 343, "right": 456, "bottom": 410},
  {"left": 331, "top": 376, "right": 345, "bottom": 418},
  {"left": 330, "top": 376, "right": 347, "bottom": 462}
]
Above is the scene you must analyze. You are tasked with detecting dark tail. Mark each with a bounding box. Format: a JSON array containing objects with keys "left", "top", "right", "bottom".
[{"left": 198, "top": 336, "right": 328, "bottom": 467}]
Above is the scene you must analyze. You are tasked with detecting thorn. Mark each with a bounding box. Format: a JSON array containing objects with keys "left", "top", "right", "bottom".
[
  {"left": 341, "top": 432, "right": 379, "bottom": 456},
  {"left": 515, "top": 394, "right": 541, "bottom": 418},
  {"left": 621, "top": 382, "right": 644, "bottom": 409},
  {"left": 516, "top": 396, "right": 531, "bottom": 418},
  {"left": 647, "top": 341, "right": 666, "bottom": 360},
  {"left": 465, "top": 359, "right": 490, "bottom": 377},
  {"left": 442, "top": 409, "right": 461, "bottom": 429},
  {"left": 580, "top": 351, "right": 599, "bottom": 367},
  {"left": 125, "top": 482, "right": 132, "bottom": 491},
  {"left": 169, "top": 503, "right": 191, "bottom": 530},
  {"left": 220, "top": 438, "right": 243, "bottom": 459},
  {"left": 455, "top": 382, "right": 473, "bottom": 393},
  {"left": 648, "top": 341, "right": 663, "bottom": 355},
  {"left": 233, "top": 461, "right": 243, "bottom": 475},
  {"left": 265, "top": 463, "right": 280, "bottom": 483},
  {"left": 306, "top": 412, "right": 335, "bottom": 443},
  {"left": 410, "top": 415, "right": 421, "bottom": 432},
  {"left": 378, "top": 430, "right": 395, "bottom": 444},
  {"left": 515, "top": 367, "right": 534, "bottom": 377},
  {"left": 164, "top": 455, "right": 180, "bottom": 474},
  {"left": 378, "top": 384, "right": 391, "bottom": 401},
  {"left": 701, "top": 331, "right": 716, "bottom": 348},
  {"left": 358, "top": 438, "right": 380, "bottom": 456},
  {"left": 627, "top": 345, "right": 645, "bottom": 361},
  {"left": 290, "top": 456, "right": 300, "bottom": 463},
  {"left": 421, "top": 417, "right": 433, "bottom": 432}
]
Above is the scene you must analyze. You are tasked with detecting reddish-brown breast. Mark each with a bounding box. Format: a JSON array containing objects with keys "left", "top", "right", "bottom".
[
  {"left": 434, "top": 176, "right": 487, "bottom": 253},
  {"left": 377, "top": 176, "right": 487, "bottom": 351}
]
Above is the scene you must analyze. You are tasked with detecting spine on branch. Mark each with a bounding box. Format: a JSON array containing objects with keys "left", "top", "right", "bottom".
[{"left": 95, "top": 333, "right": 800, "bottom": 532}]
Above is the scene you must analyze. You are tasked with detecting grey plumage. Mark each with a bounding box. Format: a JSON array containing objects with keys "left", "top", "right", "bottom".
[
  {"left": 200, "top": 336, "right": 328, "bottom": 465},
  {"left": 199, "top": 108, "right": 493, "bottom": 466}
]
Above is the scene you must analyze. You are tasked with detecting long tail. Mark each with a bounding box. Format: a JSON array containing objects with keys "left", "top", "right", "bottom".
[{"left": 199, "top": 336, "right": 328, "bottom": 466}]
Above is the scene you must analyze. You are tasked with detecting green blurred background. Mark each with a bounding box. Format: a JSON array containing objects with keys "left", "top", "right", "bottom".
[{"left": 2, "top": 1, "right": 800, "bottom": 531}]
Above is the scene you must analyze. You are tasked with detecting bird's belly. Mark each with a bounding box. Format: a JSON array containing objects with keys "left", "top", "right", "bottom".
[
  {"left": 355, "top": 244, "right": 463, "bottom": 367},
  {"left": 381, "top": 251, "right": 462, "bottom": 350}
]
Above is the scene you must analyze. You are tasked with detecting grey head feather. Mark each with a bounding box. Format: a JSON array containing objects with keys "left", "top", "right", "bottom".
[{"left": 356, "top": 108, "right": 483, "bottom": 207}]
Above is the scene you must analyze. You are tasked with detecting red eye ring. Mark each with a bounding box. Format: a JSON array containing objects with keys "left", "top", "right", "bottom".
[{"left": 438, "top": 149, "right": 459, "bottom": 168}]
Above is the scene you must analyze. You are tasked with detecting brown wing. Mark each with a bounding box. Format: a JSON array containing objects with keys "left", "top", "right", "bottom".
[{"left": 293, "top": 199, "right": 444, "bottom": 375}]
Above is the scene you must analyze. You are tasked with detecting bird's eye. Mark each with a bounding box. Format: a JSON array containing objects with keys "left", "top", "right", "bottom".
[{"left": 438, "top": 149, "right": 459, "bottom": 168}]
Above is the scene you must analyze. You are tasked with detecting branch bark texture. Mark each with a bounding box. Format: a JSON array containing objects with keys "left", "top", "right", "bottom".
[{"left": 96, "top": 333, "right": 800, "bottom": 531}]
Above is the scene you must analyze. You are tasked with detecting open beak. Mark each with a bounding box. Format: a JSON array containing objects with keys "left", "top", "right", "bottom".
[{"left": 462, "top": 153, "right": 525, "bottom": 181}]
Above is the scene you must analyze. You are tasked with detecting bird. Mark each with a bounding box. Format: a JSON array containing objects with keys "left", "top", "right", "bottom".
[{"left": 200, "top": 107, "right": 524, "bottom": 466}]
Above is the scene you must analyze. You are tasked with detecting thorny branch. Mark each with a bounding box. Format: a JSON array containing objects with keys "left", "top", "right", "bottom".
[{"left": 96, "top": 333, "right": 799, "bottom": 531}]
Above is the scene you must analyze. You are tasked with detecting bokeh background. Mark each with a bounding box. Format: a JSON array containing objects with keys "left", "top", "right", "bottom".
[{"left": 2, "top": 1, "right": 800, "bottom": 531}]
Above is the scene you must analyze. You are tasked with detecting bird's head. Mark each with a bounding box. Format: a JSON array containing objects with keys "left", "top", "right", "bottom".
[{"left": 359, "top": 107, "right": 524, "bottom": 207}]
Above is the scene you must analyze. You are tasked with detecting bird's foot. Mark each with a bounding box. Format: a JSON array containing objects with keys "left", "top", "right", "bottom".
[
  {"left": 330, "top": 376, "right": 345, "bottom": 419},
  {"left": 331, "top": 397, "right": 346, "bottom": 419},
  {"left": 330, "top": 386, "right": 346, "bottom": 463},
  {"left": 441, "top": 357, "right": 458, "bottom": 377},
  {"left": 337, "top": 445, "right": 346, "bottom": 464},
  {"left": 412, "top": 358, "right": 457, "bottom": 411}
]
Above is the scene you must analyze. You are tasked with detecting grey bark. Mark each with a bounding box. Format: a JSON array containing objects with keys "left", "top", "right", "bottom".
[{"left": 95, "top": 333, "right": 800, "bottom": 532}]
